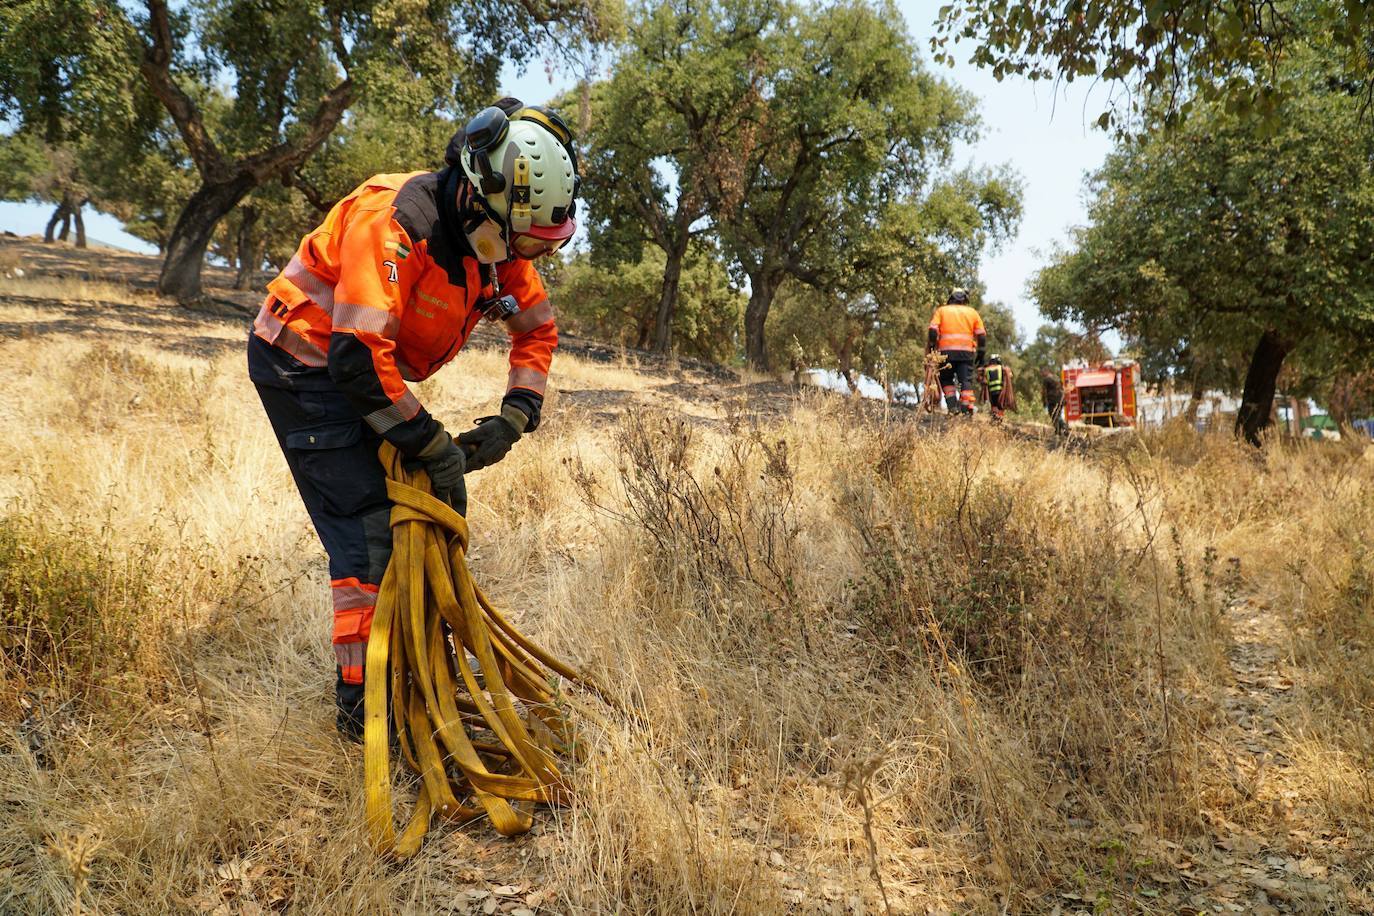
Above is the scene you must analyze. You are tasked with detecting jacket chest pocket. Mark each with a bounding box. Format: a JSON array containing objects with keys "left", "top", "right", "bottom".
[{"left": 399, "top": 293, "right": 473, "bottom": 377}]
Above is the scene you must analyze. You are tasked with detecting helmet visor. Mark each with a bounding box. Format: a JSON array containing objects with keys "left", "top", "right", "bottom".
[{"left": 510, "top": 217, "right": 577, "bottom": 259}]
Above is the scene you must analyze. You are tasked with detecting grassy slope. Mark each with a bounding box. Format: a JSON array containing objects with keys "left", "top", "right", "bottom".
[{"left": 0, "top": 238, "right": 1371, "bottom": 915}]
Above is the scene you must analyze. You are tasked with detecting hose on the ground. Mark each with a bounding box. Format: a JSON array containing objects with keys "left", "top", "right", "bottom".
[{"left": 364, "top": 442, "right": 600, "bottom": 858}]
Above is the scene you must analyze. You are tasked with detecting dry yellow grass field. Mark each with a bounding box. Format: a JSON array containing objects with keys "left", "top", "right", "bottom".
[{"left": 1, "top": 240, "right": 1371, "bottom": 914}]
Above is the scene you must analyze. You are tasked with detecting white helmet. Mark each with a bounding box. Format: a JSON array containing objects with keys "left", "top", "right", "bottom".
[{"left": 459, "top": 106, "right": 577, "bottom": 259}]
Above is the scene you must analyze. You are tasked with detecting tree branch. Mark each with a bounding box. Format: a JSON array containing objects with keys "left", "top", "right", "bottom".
[
  {"left": 239, "top": 77, "right": 354, "bottom": 182},
  {"left": 283, "top": 169, "right": 337, "bottom": 213},
  {"left": 139, "top": 0, "right": 225, "bottom": 179}
]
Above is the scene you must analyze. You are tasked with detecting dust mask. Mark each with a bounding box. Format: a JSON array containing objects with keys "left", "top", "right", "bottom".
[{"left": 465, "top": 217, "right": 508, "bottom": 264}]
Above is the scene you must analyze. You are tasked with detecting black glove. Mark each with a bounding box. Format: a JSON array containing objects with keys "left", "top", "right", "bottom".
[
  {"left": 458, "top": 404, "right": 528, "bottom": 472},
  {"left": 417, "top": 428, "right": 467, "bottom": 515},
  {"left": 976, "top": 348, "right": 987, "bottom": 368}
]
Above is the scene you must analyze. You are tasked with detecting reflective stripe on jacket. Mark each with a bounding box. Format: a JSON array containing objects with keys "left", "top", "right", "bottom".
[
  {"left": 251, "top": 169, "right": 556, "bottom": 455},
  {"left": 928, "top": 304, "right": 985, "bottom": 352}
]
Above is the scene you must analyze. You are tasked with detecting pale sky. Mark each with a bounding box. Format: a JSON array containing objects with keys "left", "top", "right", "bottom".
[{"left": 0, "top": 0, "right": 1113, "bottom": 337}]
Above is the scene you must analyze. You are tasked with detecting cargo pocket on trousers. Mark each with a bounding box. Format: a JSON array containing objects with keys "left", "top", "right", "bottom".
[{"left": 285, "top": 420, "right": 389, "bottom": 518}]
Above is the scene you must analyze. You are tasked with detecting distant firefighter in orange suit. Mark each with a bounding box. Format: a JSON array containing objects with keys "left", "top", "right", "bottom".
[{"left": 926, "top": 288, "right": 987, "bottom": 415}]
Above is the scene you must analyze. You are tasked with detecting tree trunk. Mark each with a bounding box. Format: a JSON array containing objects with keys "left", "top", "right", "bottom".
[
  {"left": 633, "top": 308, "right": 653, "bottom": 349},
  {"left": 1328, "top": 375, "right": 1356, "bottom": 431},
  {"left": 838, "top": 339, "right": 858, "bottom": 395},
  {"left": 44, "top": 202, "right": 68, "bottom": 243},
  {"left": 72, "top": 201, "right": 86, "bottom": 249},
  {"left": 1183, "top": 374, "right": 1205, "bottom": 423},
  {"left": 55, "top": 190, "right": 76, "bottom": 242},
  {"left": 744, "top": 274, "right": 778, "bottom": 371},
  {"left": 139, "top": 0, "right": 353, "bottom": 303},
  {"left": 651, "top": 244, "right": 686, "bottom": 354},
  {"left": 158, "top": 177, "right": 255, "bottom": 302},
  {"left": 233, "top": 206, "right": 261, "bottom": 290},
  {"left": 1235, "top": 328, "right": 1290, "bottom": 447}
]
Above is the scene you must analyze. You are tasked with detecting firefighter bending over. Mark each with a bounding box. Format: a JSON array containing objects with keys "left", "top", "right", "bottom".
[
  {"left": 247, "top": 99, "right": 578, "bottom": 739},
  {"left": 927, "top": 288, "right": 987, "bottom": 415}
]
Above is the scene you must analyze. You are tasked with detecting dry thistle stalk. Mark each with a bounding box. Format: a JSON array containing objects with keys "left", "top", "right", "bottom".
[{"left": 47, "top": 828, "right": 101, "bottom": 916}]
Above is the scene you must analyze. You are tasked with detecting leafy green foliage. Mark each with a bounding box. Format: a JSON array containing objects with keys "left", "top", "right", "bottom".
[
  {"left": 766, "top": 169, "right": 1021, "bottom": 395},
  {"left": 0, "top": 132, "right": 51, "bottom": 201},
  {"left": 0, "top": 0, "right": 151, "bottom": 237},
  {"left": 550, "top": 244, "right": 745, "bottom": 362},
  {"left": 933, "top": 0, "right": 1374, "bottom": 130},
  {"left": 698, "top": 0, "right": 995, "bottom": 368},
  {"left": 1032, "top": 51, "right": 1374, "bottom": 438},
  {"left": 0, "top": 0, "right": 141, "bottom": 140},
  {"left": 575, "top": 0, "right": 787, "bottom": 352}
]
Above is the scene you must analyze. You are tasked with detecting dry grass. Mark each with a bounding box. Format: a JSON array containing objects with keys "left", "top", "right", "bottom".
[
  {"left": 0, "top": 275, "right": 147, "bottom": 306},
  {"left": 0, "top": 283, "right": 1372, "bottom": 914}
]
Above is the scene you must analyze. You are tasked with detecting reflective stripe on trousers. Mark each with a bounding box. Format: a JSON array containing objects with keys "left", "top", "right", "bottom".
[
  {"left": 332, "top": 577, "right": 379, "bottom": 685},
  {"left": 251, "top": 347, "right": 394, "bottom": 692}
]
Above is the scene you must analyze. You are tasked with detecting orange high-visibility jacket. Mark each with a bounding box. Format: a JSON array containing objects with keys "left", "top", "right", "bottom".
[
  {"left": 251, "top": 170, "right": 556, "bottom": 455},
  {"left": 928, "top": 304, "right": 986, "bottom": 352}
]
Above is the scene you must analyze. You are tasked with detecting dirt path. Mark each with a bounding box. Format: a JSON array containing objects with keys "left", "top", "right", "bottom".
[{"left": 1154, "top": 595, "right": 1366, "bottom": 915}]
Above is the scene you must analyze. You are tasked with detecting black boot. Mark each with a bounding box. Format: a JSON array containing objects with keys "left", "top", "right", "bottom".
[{"left": 336, "top": 669, "right": 366, "bottom": 743}]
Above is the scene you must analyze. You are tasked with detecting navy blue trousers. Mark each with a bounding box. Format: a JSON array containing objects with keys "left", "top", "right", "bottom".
[
  {"left": 249, "top": 334, "right": 392, "bottom": 736},
  {"left": 938, "top": 351, "right": 976, "bottom": 412}
]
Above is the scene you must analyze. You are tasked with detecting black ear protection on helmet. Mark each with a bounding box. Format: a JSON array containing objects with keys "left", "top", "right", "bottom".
[
  {"left": 463, "top": 106, "right": 512, "bottom": 196},
  {"left": 445, "top": 100, "right": 582, "bottom": 218}
]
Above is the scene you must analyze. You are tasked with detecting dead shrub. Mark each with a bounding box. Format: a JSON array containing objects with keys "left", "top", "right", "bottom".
[
  {"left": 0, "top": 517, "right": 159, "bottom": 708},
  {"left": 575, "top": 411, "right": 801, "bottom": 622},
  {"left": 66, "top": 343, "right": 209, "bottom": 428},
  {"left": 843, "top": 439, "right": 1130, "bottom": 685}
]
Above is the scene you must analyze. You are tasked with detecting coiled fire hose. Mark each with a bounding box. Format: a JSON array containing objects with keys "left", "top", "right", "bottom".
[
  {"left": 364, "top": 442, "right": 599, "bottom": 858},
  {"left": 921, "top": 352, "right": 945, "bottom": 412}
]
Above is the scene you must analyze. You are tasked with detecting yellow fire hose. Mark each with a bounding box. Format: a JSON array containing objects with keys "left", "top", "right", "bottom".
[
  {"left": 921, "top": 352, "right": 945, "bottom": 412},
  {"left": 363, "top": 442, "right": 599, "bottom": 858}
]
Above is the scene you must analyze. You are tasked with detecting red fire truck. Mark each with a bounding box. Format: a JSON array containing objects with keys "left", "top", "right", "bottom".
[{"left": 1061, "top": 360, "right": 1140, "bottom": 428}]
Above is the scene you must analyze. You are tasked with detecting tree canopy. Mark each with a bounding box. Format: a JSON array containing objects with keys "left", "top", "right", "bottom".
[
  {"left": 767, "top": 170, "right": 1020, "bottom": 392},
  {"left": 15, "top": 0, "right": 1370, "bottom": 444},
  {"left": 715, "top": 0, "right": 987, "bottom": 369},
  {"left": 551, "top": 243, "right": 746, "bottom": 361},
  {"left": 934, "top": 0, "right": 1374, "bottom": 129},
  {"left": 1, "top": 0, "right": 612, "bottom": 299},
  {"left": 1033, "top": 51, "right": 1374, "bottom": 442},
  {"left": 575, "top": 0, "right": 778, "bottom": 353}
]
